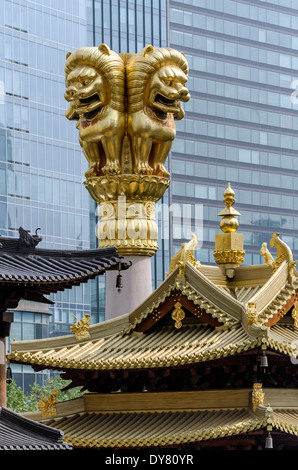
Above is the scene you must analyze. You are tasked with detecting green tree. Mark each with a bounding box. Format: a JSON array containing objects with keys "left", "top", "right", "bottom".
[{"left": 7, "top": 375, "right": 84, "bottom": 413}]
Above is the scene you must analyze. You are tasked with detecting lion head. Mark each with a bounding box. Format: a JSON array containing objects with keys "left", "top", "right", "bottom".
[
  {"left": 126, "top": 45, "right": 190, "bottom": 120},
  {"left": 64, "top": 44, "right": 125, "bottom": 122}
]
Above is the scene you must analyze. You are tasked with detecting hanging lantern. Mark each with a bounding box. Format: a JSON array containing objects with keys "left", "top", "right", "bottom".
[
  {"left": 116, "top": 272, "right": 123, "bottom": 290},
  {"left": 265, "top": 432, "right": 273, "bottom": 449},
  {"left": 6, "top": 364, "right": 12, "bottom": 384},
  {"left": 116, "top": 262, "right": 123, "bottom": 291},
  {"left": 261, "top": 352, "right": 268, "bottom": 370}
]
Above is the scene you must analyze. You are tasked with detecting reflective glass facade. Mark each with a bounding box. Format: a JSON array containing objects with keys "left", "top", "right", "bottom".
[
  {"left": 1, "top": 0, "right": 169, "bottom": 391},
  {"left": 169, "top": 0, "right": 298, "bottom": 266},
  {"left": 0, "top": 0, "right": 91, "bottom": 342}
]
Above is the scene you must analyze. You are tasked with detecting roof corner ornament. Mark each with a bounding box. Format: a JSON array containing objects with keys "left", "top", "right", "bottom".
[
  {"left": 269, "top": 232, "right": 297, "bottom": 281},
  {"left": 251, "top": 383, "right": 265, "bottom": 412},
  {"left": 214, "top": 183, "right": 245, "bottom": 278},
  {"left": 18, "top": 227, "right": 42, "bottom": 252},
  {"left": 167, "top": 233, "right": 200, "bottom": 276},
  {"left": 70, "top": 314, "right": 91, "bottom": 341},
  {"left": 37, "top": 390, "right": 57, "bottom": 417}
]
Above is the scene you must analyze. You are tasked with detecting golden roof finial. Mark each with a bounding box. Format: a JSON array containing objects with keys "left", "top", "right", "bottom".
[
  {"left": 217, "top": 183, "right": 241, "bottom": 234},
  {"left": 214, "top": 183, "right": 245, "bottom": 277}
]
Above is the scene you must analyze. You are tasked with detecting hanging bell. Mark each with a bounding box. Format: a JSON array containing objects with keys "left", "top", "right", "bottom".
[
  {"left": 261, "top": 352, "right": 268, "bottom": 369},
  {"left": 265, "top": 432, "right": 273, "bottom": 449},
  {"left": 116, "top": 272, "right": 123, "bottom": 290},
  {"left": 6, "top": 364, "right": 12, "bottom": 384}
]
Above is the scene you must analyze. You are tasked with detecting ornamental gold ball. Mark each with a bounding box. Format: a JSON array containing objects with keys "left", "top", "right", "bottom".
[{"left": 219, "top": 216, "right": 239, "bottom": 233}]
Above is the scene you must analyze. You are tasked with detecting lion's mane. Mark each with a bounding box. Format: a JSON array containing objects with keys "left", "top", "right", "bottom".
[
  {"left": 126, "top": 46, "right": 189, "bottom": 114},
  {"left": 65, "top": 45, "right": 125, "bottom": 112}
]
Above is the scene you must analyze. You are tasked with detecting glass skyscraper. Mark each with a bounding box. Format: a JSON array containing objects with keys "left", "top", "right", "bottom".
[
  {"left": 0, "top": 0, "right": 90, "bottom": 388},
  {"left": 0, "top": 0, "right": 168, "bottom": 389},
  {"left": 169, "top": 0, "right": 298, "bottom": 267}
]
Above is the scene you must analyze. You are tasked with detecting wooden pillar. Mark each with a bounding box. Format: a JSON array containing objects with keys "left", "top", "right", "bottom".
[{"left": 0, "top": 311, "right": 14, "bottom": 408}]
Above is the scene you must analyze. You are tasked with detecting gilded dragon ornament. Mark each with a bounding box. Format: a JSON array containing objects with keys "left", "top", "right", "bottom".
[{"left": 64, "top": 44, "right": 190, "bottom": 256}]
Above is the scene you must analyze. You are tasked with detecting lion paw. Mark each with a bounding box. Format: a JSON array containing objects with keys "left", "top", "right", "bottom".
[
  {"left": 102, "top": 162, "right": 120, "bottom": 175},
  {"left": 136, "top": 163, "right": 153, "bottom": 175},
  {"left": 85, "top": 163, "right": 102, "bottom": 178},
  {"left": 153, "top": 165, "right": 169, "bottom": 178}
]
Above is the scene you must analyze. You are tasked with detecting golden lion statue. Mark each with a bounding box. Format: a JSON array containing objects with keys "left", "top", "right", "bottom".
[
  {"left": 64, "top": 44, "right": 125, "bottom": 177},
  {"left": 64, "top": 44, "right": 190, "bottom": 179},
  {"left": 126, "top": 45, "right": 190, "bottom": 177}
]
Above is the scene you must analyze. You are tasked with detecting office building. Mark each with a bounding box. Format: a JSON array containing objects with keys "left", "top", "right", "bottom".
[
  {"left": 0, "top": 0, "right": 90, "bottom": 388},
  {"left": 0, "top": 0, "right": 168, "bottom": 389},
  {"left": 169, "top": 0, "right": 298, "bottom": 266}
]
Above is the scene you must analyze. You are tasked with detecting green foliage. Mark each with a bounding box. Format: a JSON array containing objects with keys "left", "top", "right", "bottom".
[{"left": 7, "top": 375, "right": 84, "bottom": 413}]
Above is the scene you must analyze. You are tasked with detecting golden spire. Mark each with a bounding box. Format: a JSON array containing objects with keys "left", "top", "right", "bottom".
[
  {"left": 214, "top": 183, "right": 245, "bottom": 278},
  {"left": 217, "top": 183, "right": 241, "bottom": 234}
]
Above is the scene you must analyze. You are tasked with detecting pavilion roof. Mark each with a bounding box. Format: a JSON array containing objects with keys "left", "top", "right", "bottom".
[
  {"left": 22, "top": 388, "right": 298, "bottom": 449},
  {"left": 0, "top": 227, "right": 130, "bottom": 308},
  {"left": 8, "top": 255, "right": 298, "bottom": 371}
]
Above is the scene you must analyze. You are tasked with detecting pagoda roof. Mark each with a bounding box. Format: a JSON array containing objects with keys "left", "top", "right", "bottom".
[
  {"left": 8, "top": 251, "right": 298, "bottom": 371},
  {"left": 0, "top": 227, "right": 130, "bottom": 308},
  {"left": 22, "top": 389, "right": 298, "bottom": 449},
  {"left": 0, "top": 406, "right": 72, "bottom": 450}
]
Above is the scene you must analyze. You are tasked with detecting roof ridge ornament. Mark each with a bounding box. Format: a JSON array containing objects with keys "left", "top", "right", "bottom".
[
  {"left": 37, "top": 390, "right": 57, "bottom": 417},
  {"left": 261, "top": 233, "right": 297, "bottom": 283},
  {"left": 167, "top": 233, "right": 200, "bottom": 276},
  {"left": 70, "top": 313, "right": 91, "bottom": 341},
  {"left": 18, "top": 227, "right": 42, "bottom": 254},
  {"left": 213, "top": 183, "right": 245, "bottom": 278}
]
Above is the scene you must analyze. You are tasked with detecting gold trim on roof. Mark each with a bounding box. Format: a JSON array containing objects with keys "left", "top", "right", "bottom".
[
  {"left": 8, "top": 324, "right": 260, "bottom": 371},
  {"left": 39, "top": 404, "right": 298, "bottom": 449},
  {"left": 41, "top": 409, "right": 265, "bottom": 449},
  {"left": 8, "top": 318, "right": 298, "bottom": 371},
  {"left": 27, "top": 388, "right": 298, "bottom": 449}
]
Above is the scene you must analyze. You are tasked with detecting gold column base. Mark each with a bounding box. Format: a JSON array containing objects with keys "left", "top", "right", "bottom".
[
  {"left": 85, "top": 174, "right": 169, "bottom": 257},
  {"left": 214, "top": 233, "right": 245, "bottom": 278}
]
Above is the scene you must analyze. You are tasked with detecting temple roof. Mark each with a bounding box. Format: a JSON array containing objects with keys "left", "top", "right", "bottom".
[
  {"left": 7, "top": 187, "right": 298, "bottom": 450},
  {"left": 0, "top": 406, "right": 72, "bottom": 450},
  {"left": 0, "top": 227, "right": 130, "bottom": 309},
  {"left": 22, "top": 389, "right": 298, "bottom": 449},
  {"left": 8, "top": 252, "right": 298, "bottom": 371}
]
